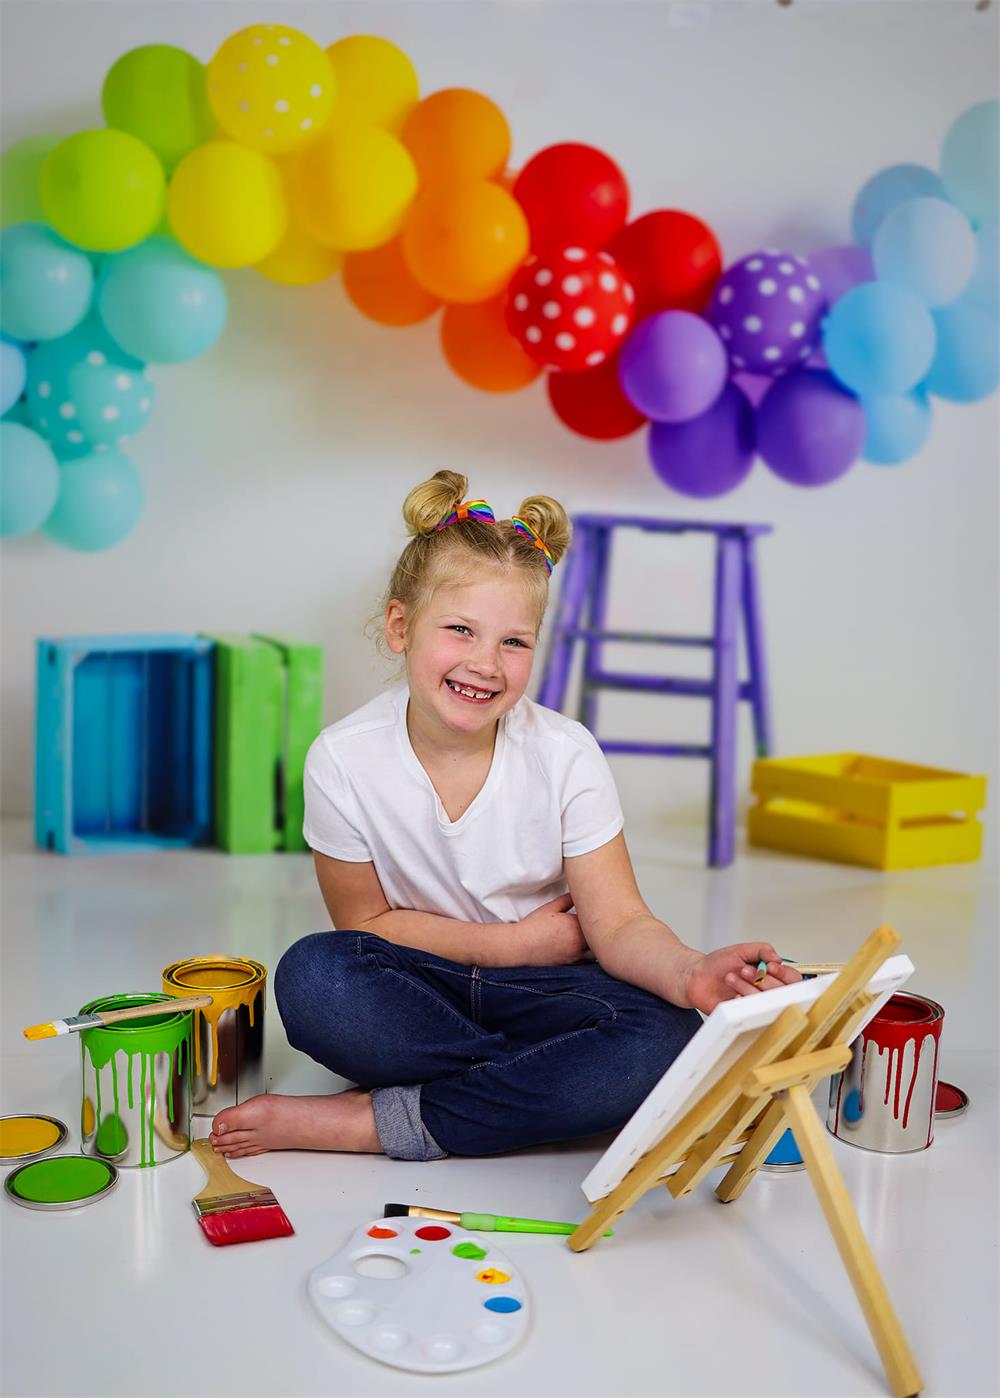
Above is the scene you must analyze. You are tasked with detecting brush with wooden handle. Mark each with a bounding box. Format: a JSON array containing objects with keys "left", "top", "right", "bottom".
[
  {"left": 23, "top": 995, "right": 213, "bottom": 1040},
  {"left": 190, "top": 1138, "right": 295, "bottom": 1246}
]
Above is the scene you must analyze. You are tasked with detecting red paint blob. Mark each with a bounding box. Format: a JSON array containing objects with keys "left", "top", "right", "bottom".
[
  {"left": 414, "top": 1225, "right": 452, "bottom": 1241},
  {"left": 367, "top": 1225, "right": 398, "bottom": 1238}
]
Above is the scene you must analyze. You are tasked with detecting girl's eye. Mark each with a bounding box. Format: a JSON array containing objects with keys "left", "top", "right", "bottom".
[
  {"left": 503, "top": 638, "right": 527, "bottom": 647},
  {"left": 448, "top": 625, "right": 471, "bottom": 635}
]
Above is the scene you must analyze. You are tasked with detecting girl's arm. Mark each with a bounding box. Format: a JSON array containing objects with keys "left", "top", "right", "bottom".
[{"left": 564, "top": 833, "right": 800, "bottom": 1013}]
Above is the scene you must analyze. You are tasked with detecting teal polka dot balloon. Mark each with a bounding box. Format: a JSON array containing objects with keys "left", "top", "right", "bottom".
[{"left": 25, "top": 316, "right": 153, "bottom": 458}]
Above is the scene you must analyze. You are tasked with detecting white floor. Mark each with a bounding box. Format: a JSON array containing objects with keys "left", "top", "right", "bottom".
[{"left": 1, "top": 814, "right": 997, "bottom": 1398}]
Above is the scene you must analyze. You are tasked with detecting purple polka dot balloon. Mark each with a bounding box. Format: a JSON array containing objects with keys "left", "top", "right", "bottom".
[{"left": 708, "top": 250, "right": 826, "bottom": 376}]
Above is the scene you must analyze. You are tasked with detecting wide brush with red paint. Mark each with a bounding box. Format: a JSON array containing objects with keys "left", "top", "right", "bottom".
[{"left": 190, "top": 1138, "right": 294, "bottom": 1245}]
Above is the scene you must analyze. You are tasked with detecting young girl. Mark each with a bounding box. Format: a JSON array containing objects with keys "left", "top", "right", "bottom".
[{"left": 210, "top": 471, "right": 799, "bottom": 1161}]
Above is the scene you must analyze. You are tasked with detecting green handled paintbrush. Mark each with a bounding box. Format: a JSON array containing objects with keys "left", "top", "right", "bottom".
[{"left": 384, "top": 1202, "right": 612, "bottom": 1236}]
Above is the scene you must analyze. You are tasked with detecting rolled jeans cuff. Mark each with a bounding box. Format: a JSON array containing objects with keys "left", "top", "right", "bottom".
[{"left": 371, "top": 1084, "right": 449, "bottom": 1161}]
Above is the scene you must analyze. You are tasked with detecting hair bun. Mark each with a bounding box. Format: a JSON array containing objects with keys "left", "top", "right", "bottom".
[
  {"left": 515, "top": 495, "right": 572, "bottom": 567},
  {"left": 401, "top": 470, "right": 469, "bottom": 536}
]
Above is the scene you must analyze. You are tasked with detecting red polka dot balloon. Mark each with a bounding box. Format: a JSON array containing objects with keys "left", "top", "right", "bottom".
[{"left": 504, "top": 247, "right": 635, "bottom": 372}]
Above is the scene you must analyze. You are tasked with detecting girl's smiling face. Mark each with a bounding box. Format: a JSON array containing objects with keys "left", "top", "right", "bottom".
[{"left": 386, "top": 572, "right": 539, "bottom": 741}]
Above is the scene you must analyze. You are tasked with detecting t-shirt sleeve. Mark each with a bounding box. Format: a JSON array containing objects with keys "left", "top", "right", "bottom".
[
  {"left": 302, "top": 736, "right": 372, "bottom": 862},
  {"left": 559, "top": 726, "right": 625, "bottom": 858}
]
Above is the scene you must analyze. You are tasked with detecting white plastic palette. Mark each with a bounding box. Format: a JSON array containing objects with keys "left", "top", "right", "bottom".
[{"left": 308, "top": 1216, "right": 529, "bottom": 1374}]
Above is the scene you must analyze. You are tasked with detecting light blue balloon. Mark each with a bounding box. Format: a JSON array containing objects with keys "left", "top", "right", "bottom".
[
  {"left": 924, "top": 301, "right": 1000, "bottom": 403},
  {"left": 97, "top": 237, "right": 227, "bottom": 363},
  {"left": 25, "top": 316, "right": 152, "bottom": 458},
  {"left": 941, "top": 100, "right": 1000, "bottom": 228},
  {"left": 43, "top": 448, "right": 143, "bottom": 551},
  {"left": 872, "top": 197, "right": 976, "bottom": 308},
  {"left": 824, "top": 282, "right": 937, "bottom": 396},
  {"left": 960, "top": 222, "right": 1000, "bottom": 317},
  {"left": 851, "top": 165, "right": 947, "bottom": 246},
  {"left": 861, "top": 389, "right": 932, "bottom": 465},
  {"left": 1, "top": 337, "right": 27, "bottom": 414},
  {"left": 0, "top": 420, "right": 60, "bottom": 535},
  {"left": 0, "top": 223, "right": 94, "bottom": 341}
]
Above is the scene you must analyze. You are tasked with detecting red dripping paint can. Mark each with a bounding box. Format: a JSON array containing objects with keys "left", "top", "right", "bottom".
[{"left": 827, "top": 992, "right": 944, "bottom": 1153}]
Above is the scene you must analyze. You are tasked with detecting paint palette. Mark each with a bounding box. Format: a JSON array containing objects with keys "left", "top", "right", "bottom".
[{"left": 308, "top": 1216, "right": 529, "bottom": 1374}]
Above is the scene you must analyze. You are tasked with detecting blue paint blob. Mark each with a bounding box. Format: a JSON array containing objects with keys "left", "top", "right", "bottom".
[
  {"left": 843, "top": 1089, "right": 863, "bottom": 1123},
  {"left": 764, "top": 1127, "right": 803, "bottom": 1166},
  {"left": 484, "top": 1297, "right": 522, "bottom": 1314}
]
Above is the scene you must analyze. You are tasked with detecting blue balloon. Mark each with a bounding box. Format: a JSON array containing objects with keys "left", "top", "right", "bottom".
[
  {"left": 861, "top": 389, "right": 932, "bottom": 465},
  {"left": 850, "top": 164, "right": 947, "bottom": 246},
  {"left": 941, "top": 100, "right": 1000, "bottom": 228},
  {"left": 25, "top": 316, "right": 152, "bottom": 458},
  {"left": 0, "top": 223, "right": 94, "bottom": 342},
  {"left": 97, "top": 237, "right": 228, "bottom": 363},
  {"left": 1, "top": 337, "right": 27, "bottom": 414},
  {"left": 0, "top": 420, "right": 60, "bottom": 536},
  {"left": 824, "top": 283, "right": 937, "bottom": 396},
  {"left": 924, "top": 301, "right": 1000, "bottom": 403},
  {"left": 43, "top": 448, "right": 143, "bottom": 551},
  {"left": 961, "top": 222, "right": 1000, "bottom": 318},
  {"left": 873, "top": 197, "right": 976, "bottom": 308}
]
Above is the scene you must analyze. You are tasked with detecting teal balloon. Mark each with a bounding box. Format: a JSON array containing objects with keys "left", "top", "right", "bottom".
[
  {"left": 0, "top": 223, "right": 94, "bottom": 341},
  {"left": 824, "top": 282, "right": 936, "bottom": 396},
  {"left": 1, "top": 337, "right": 27, "bottom": 413},
  {"left": 0, "top": 420, "right": 60, "bottom": 535},
  {"left": 924, "top": 301, "right": 1000, "bottom": 403},
  {"left": 872, "top": 197, "right": 976, "bottom": 308},
  {"left": 861, "top": 389, "right": 932, "bottom": 465},
  {"left": 851, "top": 164, "right": 946, "bottom": 246},
  {"left": 25, "top": 317, "right": 152, "bottom": 458},
  {"left": 43, "top": 448, "right": 143, "bottom": 551},
  {"left": 941, "top": 100, "right": 1000, "bottom": 228},
  {"left": 97, "top": 237, "right": 227, "bottom": 363}
]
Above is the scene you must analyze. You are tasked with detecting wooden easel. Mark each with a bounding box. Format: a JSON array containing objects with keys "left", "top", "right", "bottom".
[{"left": 570, "top": 925, "right": 923, "bottom": 1398}]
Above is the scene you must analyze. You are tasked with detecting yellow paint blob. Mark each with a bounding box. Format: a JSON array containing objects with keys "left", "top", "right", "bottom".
[
  {"left": 0, "top": 1116, "right": 61, "bottom": 1157},
  {"left": 476, "top": 1268, "right": 511, "bottom": 1285},
  {"left": 82, "top": 1097, "right": 96, "bottom": 1137},
  {"left": 162, "top": 957, "right": 266, "bottom": 1087}
]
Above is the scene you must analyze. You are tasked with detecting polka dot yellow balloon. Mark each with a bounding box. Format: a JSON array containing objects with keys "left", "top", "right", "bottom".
[{"left": 207, "top": 24, "right": 335, "bottom": 154}]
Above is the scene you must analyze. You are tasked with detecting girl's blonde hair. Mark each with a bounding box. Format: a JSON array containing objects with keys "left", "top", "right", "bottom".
[{"left": 383, "top": 470, "right": 571, "bottom": 636}]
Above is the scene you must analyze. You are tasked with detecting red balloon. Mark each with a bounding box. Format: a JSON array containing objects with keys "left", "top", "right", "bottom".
[
  {"left": 547, "top": 356, "right": 647, "bottom": 440},
  {"left": 506, "top": 247, "right": 634, "bottom": 372},
  {"left": 608, "top": 210, "right": 722, "bottom": 319},
  {"left": 513, "top": 143, "right": 628, "bottom": 252}
]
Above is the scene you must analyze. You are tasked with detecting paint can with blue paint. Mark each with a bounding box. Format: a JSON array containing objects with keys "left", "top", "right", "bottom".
[{"left": 760, "top": 1127, "right": 804, "bottom": 1172}]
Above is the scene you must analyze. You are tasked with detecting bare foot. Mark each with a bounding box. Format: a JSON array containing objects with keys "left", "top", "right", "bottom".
[{"left": 208, "top": 1088, "right": 381, "bottom": 1158}]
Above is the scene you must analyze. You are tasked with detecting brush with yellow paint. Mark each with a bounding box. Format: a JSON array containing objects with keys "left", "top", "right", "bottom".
[{"left": 23, "top": 995, "right": 213, "bottom": 1040}]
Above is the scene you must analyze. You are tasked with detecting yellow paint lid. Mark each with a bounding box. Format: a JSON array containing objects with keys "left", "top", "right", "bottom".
[{"left": 0, "top": 1113, "right": 69, "bottom": 1165}]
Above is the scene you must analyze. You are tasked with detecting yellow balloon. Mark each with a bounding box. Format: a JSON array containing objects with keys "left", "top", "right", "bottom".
[
  {"left": 255, "top": 221, "right": 343, "bottom": 285},
  {"left": 324, "top": 36, "right": 418, "bottom": 133},
  {"left": 290, "top": 126, "right": 418, "bottom": 252},
  {"left": 168, "top": 141, "right": 287, "bottom": 268},
  {"left": 207, "top": 24, "right": 336, "bottom": 154}
]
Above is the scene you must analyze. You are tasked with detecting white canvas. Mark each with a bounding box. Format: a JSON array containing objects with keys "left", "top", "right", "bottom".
[{"left": 581, "top": 955, "right": 915, "bottom": 1203}]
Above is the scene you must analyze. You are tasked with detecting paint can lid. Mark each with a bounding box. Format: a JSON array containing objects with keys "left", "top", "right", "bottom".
[
  {"left": 759, "top": 1160, "right": 807, "bottom": 1173},
  {"left": 0, "top": 1113, "right": 68, "bottom": 1166},
  {"left": 4, "top": 1155, "right": 118, "bottom": 1211},
  {"left": 934, "top": 1080, "right": 969, "bottom": 1119}
]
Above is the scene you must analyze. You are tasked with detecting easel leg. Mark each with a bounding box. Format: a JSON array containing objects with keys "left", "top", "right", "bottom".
[{"left": 782, "top": 1085, "right": 923, "bottom": 1398}]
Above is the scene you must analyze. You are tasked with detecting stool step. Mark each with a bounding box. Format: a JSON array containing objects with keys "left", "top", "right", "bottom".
[
  {"left": 599, "top": 741, "right": 712, "bottom": 759},
  {"left": 560, "top": 628, "right": 714, "bottom": 648},
  {"left": 586, "top": 671, "right": 754, "bottom": 701}
]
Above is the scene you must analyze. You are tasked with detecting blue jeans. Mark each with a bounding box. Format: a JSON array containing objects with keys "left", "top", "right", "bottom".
[{"left": 275, "top": 930, "right": 702, "bottom": 1161}]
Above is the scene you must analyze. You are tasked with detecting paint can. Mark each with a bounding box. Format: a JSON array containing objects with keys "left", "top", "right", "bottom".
[
  {"left": 827, "top": 992, "right": 944, "bottom": 1154},
  {"left": 161, "top": 956, "right": 267, "bottom": 1117},
  {"left": 80, "top": 994, "right": 192, "bottom": 1168}
]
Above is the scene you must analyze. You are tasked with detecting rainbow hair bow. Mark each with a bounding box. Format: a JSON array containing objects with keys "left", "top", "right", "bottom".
[
  {"left": 435, "top": 499, "right": 497, "bottom": 531},
  {"left": 511, "top": 515, "right": 554, "bottom": 574}
]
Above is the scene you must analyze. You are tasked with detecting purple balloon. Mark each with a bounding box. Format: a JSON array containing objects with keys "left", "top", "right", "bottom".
[
  {"left": 757, "top": 369, "right": 865, "bottom": 486},
  {"left": 807, "top": 244, "right": 875, "bottom": 305},
  {"left": 648, "top": 383, "right": 756, "bottom": 499},
  {"left": 730, "top": 370, "right": 770, "bottom": 406},
  {"left": 708, "top": 249, "right": 826, "bottom": 376},
  {"left": 618, "top": 311, "right": 728, "bottom": 422}
]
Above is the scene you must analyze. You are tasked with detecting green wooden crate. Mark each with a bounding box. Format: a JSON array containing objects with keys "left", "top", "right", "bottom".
[{"left": 253, "top": 634, "right": 323, "bottom": 853}]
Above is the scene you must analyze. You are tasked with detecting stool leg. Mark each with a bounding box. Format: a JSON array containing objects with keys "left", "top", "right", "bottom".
[
  {"left": 536, "top": 523, "right": 591, "bottom": 712},
  {"left": 709, "top": 535, "right": 741, "bottom": 867},
  {"left": 580, "top": 525, "right": 611, "bottom": 733},
  {"left": 740, "top": 536, "right": 773, "bottom": 757}
]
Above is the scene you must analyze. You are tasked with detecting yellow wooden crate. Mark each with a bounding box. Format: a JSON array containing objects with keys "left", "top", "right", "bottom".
[{"left": 747, "top": 753, "right": 987, "bottom": 869}]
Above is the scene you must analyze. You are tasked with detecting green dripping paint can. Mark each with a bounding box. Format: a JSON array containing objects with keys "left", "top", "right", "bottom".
[{"left": 79, "top": 994, "right": 193, "bottom": 1168}]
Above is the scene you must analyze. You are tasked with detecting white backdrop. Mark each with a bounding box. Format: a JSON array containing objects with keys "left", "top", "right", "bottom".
[{"left": 2, "top": 0, "right": 998, "bottom": 836}]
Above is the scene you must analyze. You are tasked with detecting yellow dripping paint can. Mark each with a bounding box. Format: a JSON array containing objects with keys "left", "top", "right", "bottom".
[{"left": 162, "top": 956, "right": 267, "bottom": 1117}]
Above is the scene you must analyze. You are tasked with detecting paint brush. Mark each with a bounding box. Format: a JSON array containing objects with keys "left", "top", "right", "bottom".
[
  {"left": 781, "top": 960, "right": 846, "bottom": 977},
  {"left": 24, "top": 995, "right": 213, "bottom": 1040},
  {"left": 190, "top": 1139, "right": 294, "bottom": 1246},
  {"left": 384, "top": 1203, "right": 612, "bottom": 1237}
]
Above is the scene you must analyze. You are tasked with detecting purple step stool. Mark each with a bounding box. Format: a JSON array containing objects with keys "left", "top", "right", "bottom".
[{"left": 536, "top": 514, "right": 773, "bottom": 867}]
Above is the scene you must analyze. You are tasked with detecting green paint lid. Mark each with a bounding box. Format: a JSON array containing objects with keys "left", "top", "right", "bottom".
[
  {"left": 4, "top": 1154, "right": 118, "bottom": 1211},
  {"left": 0, "top": 1113, "right": 68, "bottom": 1166}
]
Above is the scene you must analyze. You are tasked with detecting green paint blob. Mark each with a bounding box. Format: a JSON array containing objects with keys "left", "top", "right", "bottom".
[
  {"left": 10, "top": 1156, "right": 113, "bottom": 1203},
  {"left": 452, "top": 1241, "right": 488, "bottom": 1260},
  {"left": 95, "top": 1113, "right": 128, "bottom": 1158},
  {"left": 409, "top": 1249, "right": 421, "bottom": 1254}
]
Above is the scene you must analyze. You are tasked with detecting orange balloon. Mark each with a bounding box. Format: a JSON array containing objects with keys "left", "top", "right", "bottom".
[
  {"left": 403, "top": 180, "right": 529, "bottom": 304},
  {"left": 401, "top": 88, "right": 510, "bottom": 186},
  {"left": 342, "top": 236, "right": 441, "bottom": 326},
  {"left": 441, "top": 297, "right": 542, "bottom": 393}
]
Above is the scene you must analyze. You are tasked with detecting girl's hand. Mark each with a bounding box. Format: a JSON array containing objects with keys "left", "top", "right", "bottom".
[
  {"left": 514, "top": 894, "right": 595, "bottom": 965},
  {"left": 679, "top": 943, "right": 802, "bottom": 1015}
]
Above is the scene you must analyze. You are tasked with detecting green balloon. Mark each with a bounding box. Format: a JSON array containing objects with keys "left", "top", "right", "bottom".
[
  {"left": 40, "top": 129, "right": 165, "bottom": 253},
  {"left": 0, "top": 134, "right": 63, "bottom": 228},
  {"left": 102, "top": 45, "right": 214, "bottom": 173}
]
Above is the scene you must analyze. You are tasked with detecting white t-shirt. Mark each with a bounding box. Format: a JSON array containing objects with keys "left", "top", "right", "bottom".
[{"left": 303, "top": 683, "right": 624, "bottom": 925}]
